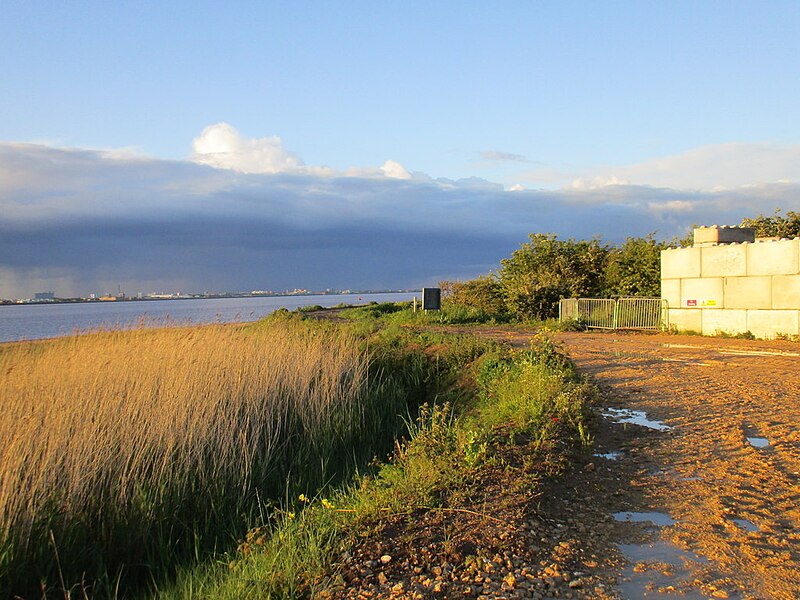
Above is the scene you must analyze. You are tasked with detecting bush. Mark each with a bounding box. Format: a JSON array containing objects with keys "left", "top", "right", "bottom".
[
  {"left": 603, "top": 234, "right": 666, "bottom": 298},
  {"left": 740, "top": 209, "right": 800, "bottom": 239},
  {"left": 440, "top": 276, "right": 507, "bottom": 314},
  {"left": 497, "top": 234, "right": 608, "bottom": 319}
]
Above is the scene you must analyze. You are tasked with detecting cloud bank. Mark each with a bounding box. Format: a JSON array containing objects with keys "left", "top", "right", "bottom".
[
  {"left": 1, "top": 128, "right": 798, "bottom": 298},
  {"left": 520, "top": 142, "right": 800, "bottom": 191}
]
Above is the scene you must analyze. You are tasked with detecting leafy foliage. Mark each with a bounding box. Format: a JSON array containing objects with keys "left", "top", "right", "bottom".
[
  {"left": 740, "top": 209, "right": 800, "bottom": 238},
  {"left": 439, "top": 276, "right": 507, "bottom": 315},
  {"left": 497, "top": 234, "right": 608, "bottom": 319},
  {"left": 603, "top": 234, "right": 667, "bottom": 297}
]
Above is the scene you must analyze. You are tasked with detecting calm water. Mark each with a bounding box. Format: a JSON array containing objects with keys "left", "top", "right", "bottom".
[{"left": 0, "top": 292, "right": 417, "bottom": 343}]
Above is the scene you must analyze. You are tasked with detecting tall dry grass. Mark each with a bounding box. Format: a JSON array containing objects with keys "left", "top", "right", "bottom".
[{"left": 0, "top": 319, "right": 375, "bottom": 595}]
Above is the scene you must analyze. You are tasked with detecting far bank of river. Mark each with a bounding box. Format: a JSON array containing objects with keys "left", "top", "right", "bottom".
[{"left": 0, "top": 292, "right": 417, "bottom": 343}]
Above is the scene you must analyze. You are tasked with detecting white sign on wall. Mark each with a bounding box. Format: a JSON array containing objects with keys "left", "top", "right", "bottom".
[{"left": 682, "top": 298, "right": 719, "bottom": 308}]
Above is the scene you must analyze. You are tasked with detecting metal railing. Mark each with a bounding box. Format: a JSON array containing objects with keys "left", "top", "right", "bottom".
[{"left": 559, "top": 297, "right": 669, "bottom": 330}]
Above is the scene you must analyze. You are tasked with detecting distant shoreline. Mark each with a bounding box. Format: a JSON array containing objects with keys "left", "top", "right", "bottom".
[{"left": 0, "top": 290, "right": 419, "bottom": 307}]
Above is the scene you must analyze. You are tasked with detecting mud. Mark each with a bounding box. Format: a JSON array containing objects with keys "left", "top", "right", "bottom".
[
  {"left": 555, "top": 331, "right": 800, "bottom": 600},
  {"left": 320, "top": 325, "right": 800, "bottom": 599}
]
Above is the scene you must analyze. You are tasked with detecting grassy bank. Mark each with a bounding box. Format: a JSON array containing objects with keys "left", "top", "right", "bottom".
[
  {"left": 158, "top": 325, "right": 594, "bottom": 598},
  {"left": 1, "top": 315, "right": 482, "bottom": 598},
  {"left": 0, "top": 307, "right": 592, "bottom": 598}
]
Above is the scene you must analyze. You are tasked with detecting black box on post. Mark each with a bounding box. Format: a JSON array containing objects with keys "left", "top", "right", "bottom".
[{"left": 422, "top": 287, "right": 441, "bottom": 311}]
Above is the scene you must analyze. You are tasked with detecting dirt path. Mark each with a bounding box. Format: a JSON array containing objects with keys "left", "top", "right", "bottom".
[
  {"left": 550, "top": 331, "right": 800, "bottom": 600},
  {"left": 321, "top": 326, "right": 800, "bottom": 599}
]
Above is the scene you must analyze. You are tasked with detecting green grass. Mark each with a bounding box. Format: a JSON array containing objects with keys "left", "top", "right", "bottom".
[
  {"left": 1, "top": 307, "right": 593, "bottom": 598},
  {"left": 2, "top": 315, "right": 491, "bottom": 599},
  {"left": 340, "top": 301, "right": 514, "bottom": 325},
  {"left": 157, "top": 329, "right": 594, "bottom": 599}
]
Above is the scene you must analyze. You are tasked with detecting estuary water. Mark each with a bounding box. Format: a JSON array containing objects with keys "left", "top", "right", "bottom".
[{"left": 0, "top": 292, "right": 417, "bottom": 343}]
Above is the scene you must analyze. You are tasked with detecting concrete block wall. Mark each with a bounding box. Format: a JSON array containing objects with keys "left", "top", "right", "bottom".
[{"left": 661, "top": 238, "right": 800, "bottom": 339}]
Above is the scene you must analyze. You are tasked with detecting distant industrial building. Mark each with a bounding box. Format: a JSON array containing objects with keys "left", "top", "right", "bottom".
[{"left": 34, "top": 291, "right": 56, "bottom": 301}]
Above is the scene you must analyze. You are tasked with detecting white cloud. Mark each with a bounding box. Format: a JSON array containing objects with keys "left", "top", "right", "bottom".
[
  {"left": 380, "top": 160, "right": 412, "bottom": 179},
  {"left": 191, "top": 122, "right": 303, "bottom": 174},
  {"left": 569, "top": 175, "right": 631, "bottom": 191},
  {"left": 519, "top": 142, "right": 800, "bottom": 192},
  {"left": 602, "top": 143, "right": 800, "bottom": 190},
  {"left": 190, "top": 122, "right": 411, "bottom": 181}
]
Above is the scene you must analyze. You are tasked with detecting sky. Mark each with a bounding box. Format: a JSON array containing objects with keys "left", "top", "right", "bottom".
[{"left": 1, "top": 1, "right": 799, "bottom": 298}]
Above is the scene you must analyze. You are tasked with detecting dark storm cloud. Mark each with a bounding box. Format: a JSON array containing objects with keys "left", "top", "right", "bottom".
[{"left": 0, "top": 143, "right": 796, "bottom": 297}]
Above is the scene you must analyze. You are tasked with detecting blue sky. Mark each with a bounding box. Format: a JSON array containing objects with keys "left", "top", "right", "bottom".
[{"left": 1, "top": 1, "right": 799, "bottom": 297}]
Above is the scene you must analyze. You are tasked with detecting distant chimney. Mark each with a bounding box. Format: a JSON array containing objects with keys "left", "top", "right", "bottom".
[{"left": 693, "top": 225, "right": 755, "bottom": 247}]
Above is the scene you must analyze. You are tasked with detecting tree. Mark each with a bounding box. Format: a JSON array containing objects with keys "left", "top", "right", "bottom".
[
  {"left": 440, "top": 275, "right": 506, "bottom": 314},
  {"left": 497, "top": 234, "right": 608, "bottom": 319},
  {"left": 604, "top": 234, "right": 666, "bottom": 298},
  {"left": 740, "top": 209, "right": 800, "bottom": 239}
]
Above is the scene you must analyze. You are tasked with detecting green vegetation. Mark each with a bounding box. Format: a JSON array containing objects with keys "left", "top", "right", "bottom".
[
  {"left": 438, "top": 232, "right": 668, "bottom": 321},
  {"left": 740, "top": 209, "right": 800, "bottom": 238},
  {"left": 0, "top": 317, "right": 481, "bottom": 598},
  {"left": 0, "top": 302, "right": 594, "bottom": 598},
  {"left": 603, "top": 234, "right": 666, "bottom": 297},
  {"left": 341, "top": 300, "right": 513, "bottom": 325},
  {"left": 157, "top": 327, "right": 593, "bottom": 599}
]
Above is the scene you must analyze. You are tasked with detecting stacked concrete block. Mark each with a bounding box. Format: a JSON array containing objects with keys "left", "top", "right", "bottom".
[
  {"left": 661, "top": 231, "right": 800, "bottom": 339},
  {"left": 693, "top": 225, "right": 755, "bottom": 246}
]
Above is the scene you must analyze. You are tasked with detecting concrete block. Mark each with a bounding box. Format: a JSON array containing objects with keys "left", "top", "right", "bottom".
[
  {"left": 746, "top": 310, "right": 800, "bottom": 340},
  {"left": 747, "top": 238, "right": 800, "bottom": 276},
  {"left": 667, "top": 308, "right": 703, "bottom": 333},
  {"left": 724, "top": 276, "right": 772, "bottom": 309},
  {"left": 661, "top": 247, "right": 701, "bottom": 279},
  {"left": 701, "top": 309, "right": 748, "bottom": 337},
  {"left": 681, "top": 277, "right": 723, "bottom": 308},
  {"left": 701, "top": 244, "right": 747, "bottom": 277},
  {"left": 773, "top": 275, "right": 800, "bottom": 309},
  {"left": 660, "top": 279, "right": 681, "bottom": 308},
  {"left": 693, "top": 225, "right": 755, "bottom": 245}
]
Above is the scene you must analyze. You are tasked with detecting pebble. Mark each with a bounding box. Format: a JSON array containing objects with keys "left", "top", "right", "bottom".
[{"left": 380, "top": 554, "right": 392, "bottom": 565}]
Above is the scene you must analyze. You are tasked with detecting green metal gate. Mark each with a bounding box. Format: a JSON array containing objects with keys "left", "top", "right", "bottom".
[{"left": 559, "top": 298, "right": 669, "bottom": 330}]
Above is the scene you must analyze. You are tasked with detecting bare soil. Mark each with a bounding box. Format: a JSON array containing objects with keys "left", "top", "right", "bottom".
[
  {"left": 320, "top": 328, "right": 800, "bottom": 599},
  {"left": 553, "top": 331, "right": 800, "bottom": 600}
]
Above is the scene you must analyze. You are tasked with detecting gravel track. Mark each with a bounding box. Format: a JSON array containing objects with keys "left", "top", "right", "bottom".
[{"left": 320, "top": 328, "right": 800, "bottom": 599}]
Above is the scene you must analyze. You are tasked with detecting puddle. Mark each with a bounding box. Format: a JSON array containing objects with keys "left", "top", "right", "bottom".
[
  {"left": 595, "top": 451, "right": 622, "bottom": 460},
  {"left": 614, "top": 512, "right": 676, "bottom": 527},
  {"left": 720, "top": 348, "right": 800, "bottom": 358},
  {"left": 746, "top": 437, "right": 770, "bottom": 448},
  {"left": 618, "top": 540, "right": 713, "bottom": 599},
  {"left": 661, "top": 343, "right": 800, "bottom": 358},
  {"left": 603, "top": 407, "right": 672, "bottom": 431},
  {"left": 611, "top": 350, "right": 664, "bottom": 361},
  {"left": 732, "top": 518, "right": 759, "bottom": 532},
  {"left": 661, "top": 343, "right": 704, "bottom": 350}
]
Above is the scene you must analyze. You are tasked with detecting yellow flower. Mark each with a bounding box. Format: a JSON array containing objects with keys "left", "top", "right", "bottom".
[
  {"left": 298, "top": 493, "right": 310, "bottom": 503},
  {"left": 321, "top": 498, "right": 334, "bottom": 509},
  {"left": 287, "top": 511, "right": 295, "bottom": 520}
]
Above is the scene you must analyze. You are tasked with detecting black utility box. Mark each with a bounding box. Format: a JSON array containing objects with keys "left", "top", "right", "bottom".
[{"left": 422, "top": 287, "right": 441, "bottom": 311}]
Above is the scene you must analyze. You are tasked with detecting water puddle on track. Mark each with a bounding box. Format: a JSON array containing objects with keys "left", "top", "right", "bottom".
[
  {"left": 613, "top": 512, "right": 738, "bottom": 599},
  {"left": 595, "top": 451, "right": 623, "bottom": 460},
  {"left": 746, "top": 436, "right": 770, "bottom": 449},
  {"left": 617, "top": 540, "right": 714, "bottom": 599},
  {"left": 731, "top": 518, "right": 759, "bottom": 533},
  {"left": 603, "top": 407, "right": 672, "bottom": 431},
  {"left": 614, "top": 512, "right": 676, "bottom": 527}
]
